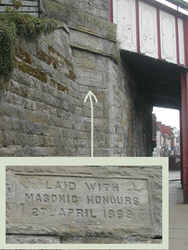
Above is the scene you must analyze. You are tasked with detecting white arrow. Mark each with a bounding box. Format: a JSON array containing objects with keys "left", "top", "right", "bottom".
[{"left": 84, "top": 91, "right": 98, "bottom": 157}]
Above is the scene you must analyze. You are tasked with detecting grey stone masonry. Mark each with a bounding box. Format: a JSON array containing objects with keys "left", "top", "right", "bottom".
[
  {"left": 49, "top": 0, "right": 111, "bottom": 21},
  {"left": 41, "top": 0, "right": 116, "bottom": 41},
  {"left": 0, "top": 25, "right": 81, "bottom": 156},
  {"left": 6, "top": 164, "right": 162, "bottom": 243},
  {"left": 0, "top": 0, "right": 153, "bottom": 157}
]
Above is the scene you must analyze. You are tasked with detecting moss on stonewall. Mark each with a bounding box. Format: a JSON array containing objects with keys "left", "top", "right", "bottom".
[
  {"left": 16, "top": 60, "right": 48, "bottom": 83},
  {"left": 37, "top": 48, "right": 57, "bottom": 66},
  {"left": 0, "top": 22, "right": 16, "bottom": 80},
  {"left": 51, "top": 79, "right": 69, "bottom": 93},
  {"left": 0, "top": 12, "right": 58, "bottom": 82},
  {"left": 48, "top": 45, "right": 76, "bottom": 80},
  {"left": 15, "top": 46, "right": 32, "bottom": 64}
]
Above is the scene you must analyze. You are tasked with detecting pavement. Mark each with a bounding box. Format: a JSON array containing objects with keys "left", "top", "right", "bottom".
[
  {"left": 169, "top": 171, "right": 188, "bottom": 250},
  {"left": 136, "top": 171, "right": 188, "bottom": 250}
]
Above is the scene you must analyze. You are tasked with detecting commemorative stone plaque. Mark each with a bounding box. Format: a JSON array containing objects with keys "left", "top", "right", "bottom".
[{"left": 6, "top": 165, "right": 162, "bottom": 243}]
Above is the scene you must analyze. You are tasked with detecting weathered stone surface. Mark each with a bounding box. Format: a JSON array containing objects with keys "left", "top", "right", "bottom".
[
  {"left": 6, "top": 165, "right": 162, "bottom": 243},
  {"left": 0, "top": 23, "right": 153, "bottom": 158},
  {"left": 70, "top": 29, "right": 117, "bottom": 60},
  {"left": 42, "top": 0, "right": 116, "bottom": 41},
  {"left": 42, "top": 0, "right": 110, "bottom": 21},
  {"left": 6, "top": 235, "right": 60, "bottom": 243},
  {"left": 54, "top": 0, "right": 110, "bottom": 21}
]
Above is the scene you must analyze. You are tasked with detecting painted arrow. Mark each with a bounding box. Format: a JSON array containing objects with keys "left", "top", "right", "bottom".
[{"left": 84, "top": 91, "right": 98, "bottom": 157}]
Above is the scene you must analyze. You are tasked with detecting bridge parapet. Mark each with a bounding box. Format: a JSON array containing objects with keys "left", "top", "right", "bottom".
[{"left": 113, "top": 0, "right": 186, "bottom": 66}]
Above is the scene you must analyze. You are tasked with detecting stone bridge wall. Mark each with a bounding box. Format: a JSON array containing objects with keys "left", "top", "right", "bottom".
[
  {"left": 0, "top": 0, "right": 153, "bottom": 157},
  {"left": 0, "top": 0, "right": 156, "bottom": 245}
]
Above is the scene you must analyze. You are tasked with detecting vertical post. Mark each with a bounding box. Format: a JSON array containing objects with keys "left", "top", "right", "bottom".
[
  {"left": 181, "top": 72, "right": 188, "bottom": 203},
  {"left": 175, "top": 17, "right": 180, "bottom": 65},
  {"left": 110, "top": 0, "right": 113, "bottom": 22},
  {"left": 38, "top": 0, "right": 41, "bottom": 17},
  {"left": 180, "top": 109, "right": 184, "bottom": 188},
  {"left": 135, "top": 0, "right": 140, "bottom": 53},
  {"left": 183, "top": 19, "right": 188, "bottom": 66},
  {"left": 157, "top": 8, "right": 161, "bottom": 60}
]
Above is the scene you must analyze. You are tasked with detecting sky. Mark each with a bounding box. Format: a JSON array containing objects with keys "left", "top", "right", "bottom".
[{"left": 152, "top": 107, "right": 180, "bottom": 129}]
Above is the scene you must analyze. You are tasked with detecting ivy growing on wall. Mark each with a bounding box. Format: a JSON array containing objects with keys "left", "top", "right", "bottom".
[{"left": 0, "top": 0, "right": 58, "bottom": 80}]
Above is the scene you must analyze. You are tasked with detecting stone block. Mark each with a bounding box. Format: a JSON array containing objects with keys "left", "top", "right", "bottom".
[
  {"left": 71, "top": 0, "right": 110, "bottom": 20},
  {"left": 42, "top": 0, "right": 116, "bottom": 41},
  {"left": 70, "top": 29, "right": 116, "bottom": 57},
  {"left": 6, "top": 165, "right": 162, "bottom": 243},
  {"left": 74, "top": 68, "right": 107, "bottom": 89},
  {"left": 6, "top": 235, "right": 60, "bottom": 243}
]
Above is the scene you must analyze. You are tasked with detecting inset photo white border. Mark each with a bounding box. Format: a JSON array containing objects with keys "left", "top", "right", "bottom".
[{"left": 0, "top": 157, "right": 168, "bottom": 249}]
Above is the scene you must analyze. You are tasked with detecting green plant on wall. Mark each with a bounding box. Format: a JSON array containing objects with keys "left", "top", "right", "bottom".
[
  {"left": 0, "top": 2, "right": 58, "bottom": 81},
  {"left": 0, "top": 21, "right": 16, "bottom": 81}
]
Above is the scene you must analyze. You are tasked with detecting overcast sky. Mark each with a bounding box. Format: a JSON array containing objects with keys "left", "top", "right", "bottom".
[{"left": 152, "top": 107, "right": 180, "bottom": 129}]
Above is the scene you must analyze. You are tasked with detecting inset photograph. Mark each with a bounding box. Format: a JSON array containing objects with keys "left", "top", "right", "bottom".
[{"left": 5, "top": 158, "right": 165, "bottom": 247}]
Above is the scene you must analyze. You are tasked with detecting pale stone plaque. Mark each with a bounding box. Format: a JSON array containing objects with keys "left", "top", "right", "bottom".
[
  {"left": 6, "top": 164, "right": 162, "bottom": 242},
  {"left": 7, "top": 176, "right": 151, "bottom": 231}
]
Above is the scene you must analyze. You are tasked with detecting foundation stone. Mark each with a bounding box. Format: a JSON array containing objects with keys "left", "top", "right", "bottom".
[{"left": 6, "top": 164, "right": 162, "bottom": 243}]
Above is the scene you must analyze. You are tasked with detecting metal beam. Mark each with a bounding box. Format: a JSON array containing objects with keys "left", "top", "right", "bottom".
[
  {"left": 181, "top": 72, "right": 188, "bottom": 203},
  {"left": 165, "top": 0, "right": 188, "bottom": 9}
]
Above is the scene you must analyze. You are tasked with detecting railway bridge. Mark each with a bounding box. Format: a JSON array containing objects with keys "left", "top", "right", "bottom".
[{"left": 111, "top": 0, "right": 188, "bottom": 202}]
